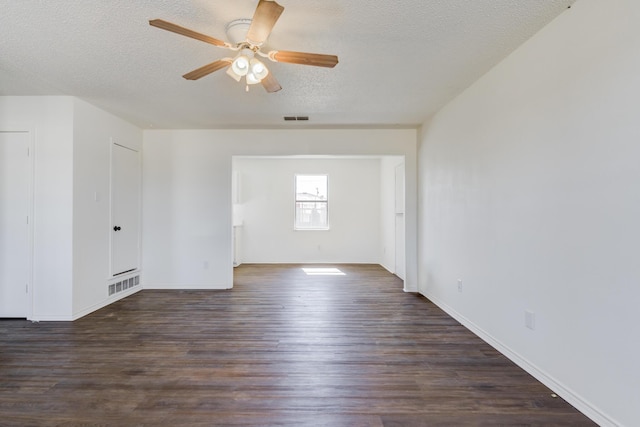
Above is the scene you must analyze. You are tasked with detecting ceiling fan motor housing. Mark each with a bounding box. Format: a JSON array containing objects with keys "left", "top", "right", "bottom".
[{"left": 225, "top": 19, "right": 252, "bottom": 46}]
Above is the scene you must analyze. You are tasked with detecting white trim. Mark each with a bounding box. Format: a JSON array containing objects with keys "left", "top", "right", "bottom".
[
  {"left": 26, "top": 129, "right": 35, "bottom": 320},
  {"left": 421, "top": 290, "right": 621, "bottom": 427},
  {"left": 143, "top": 282, "right": 232, "bottom": 290},
  {"left": 29, "top": 315, "right": 75, "bottom": 322},
  {"left": 72, "top": 286, "right": 142, "bottom": 320},
  {"left": 108, "top": 137, "right": 114, "bottom": 278}
]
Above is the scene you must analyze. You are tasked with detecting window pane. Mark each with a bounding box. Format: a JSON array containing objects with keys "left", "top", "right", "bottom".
[
  {"left": 295, "top": 202, "right": 328, "bottom": 229},
  {"left": 295, "top": 175, "right": 327, "bottom": 201},
  {"left": 295, "top": 175, "right": 328, "bottom": 229}
]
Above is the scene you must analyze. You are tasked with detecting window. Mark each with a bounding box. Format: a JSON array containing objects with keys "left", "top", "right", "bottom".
[{"left": 295, "top": 174, "right": 328, "bottom": 230}]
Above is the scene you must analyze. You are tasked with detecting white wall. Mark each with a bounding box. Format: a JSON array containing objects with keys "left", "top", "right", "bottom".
[
  {"left": 233, "top": 157, "right": 381, "bottom": 264},
  {"left": 417, "top": 0, "right": 640, "bottom": 425},
  {"left": 143, "top": 129, "right": 417, "bottom": 290},
  {"left": 71, "top": 98, "right": 142, "bottom": 318},
  {"left": 0, "top": 96, "right": 74, "bottom": 320}
]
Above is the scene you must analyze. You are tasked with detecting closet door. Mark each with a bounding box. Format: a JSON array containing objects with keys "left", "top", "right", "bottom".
[
  {"left": 0, "top": 132, "right": 30, "bottom": 317},
  {"left": 111, "top": 143, "right": 140, "bottom": 276}
]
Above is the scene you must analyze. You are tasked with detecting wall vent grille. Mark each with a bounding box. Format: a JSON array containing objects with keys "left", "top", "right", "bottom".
[{"left": 108, "top": 275, "right": 140, "bottom": 296}]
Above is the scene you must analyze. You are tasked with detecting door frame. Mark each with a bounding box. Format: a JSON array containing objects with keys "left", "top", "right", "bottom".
[
  {"left": 0, "top": 127, "right": 35, "bottom": 319},
  {"left": 394, "top": 162, "right": 406, "bottom": 282}
]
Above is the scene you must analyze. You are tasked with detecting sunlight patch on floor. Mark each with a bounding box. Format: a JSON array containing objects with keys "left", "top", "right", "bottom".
[{"left": 302, "top": 267, "right": 346, "bottom": 276}]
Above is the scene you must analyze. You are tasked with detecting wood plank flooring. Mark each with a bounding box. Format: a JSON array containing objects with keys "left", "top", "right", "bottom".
[{"left": 1, "top": 264, "right": 595, "bottom": 426}]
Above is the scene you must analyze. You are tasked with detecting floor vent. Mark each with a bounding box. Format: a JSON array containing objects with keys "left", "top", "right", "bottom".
[{"left": 108, "top": 275, "right": 140, "bottom": 296}]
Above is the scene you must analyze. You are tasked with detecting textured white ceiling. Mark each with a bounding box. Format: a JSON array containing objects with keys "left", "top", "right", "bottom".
[{"left": 0, "top": 0, "right": 576, "bottom": 129}]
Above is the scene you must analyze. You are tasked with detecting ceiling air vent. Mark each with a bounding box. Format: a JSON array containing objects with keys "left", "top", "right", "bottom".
[{"left": 284, "top": 116, "right": 309, "bottom": 121}]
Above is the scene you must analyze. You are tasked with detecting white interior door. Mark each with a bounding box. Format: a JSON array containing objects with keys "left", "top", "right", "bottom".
[
  {"left": 111, "top": 143, "right": 140, "bottom": 276},
  {"left": 0, "top": 132, "right": 30, "bottom": 317}
]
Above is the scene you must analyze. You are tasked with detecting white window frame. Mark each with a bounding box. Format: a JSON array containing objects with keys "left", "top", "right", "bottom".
[{"left": 294, "top": 174, "right": 329, "bottom": 230}]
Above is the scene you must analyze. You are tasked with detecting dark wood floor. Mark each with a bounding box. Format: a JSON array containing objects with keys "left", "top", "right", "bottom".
[{"left": 1, "top": 264, "right": 594, "bottom": 426}]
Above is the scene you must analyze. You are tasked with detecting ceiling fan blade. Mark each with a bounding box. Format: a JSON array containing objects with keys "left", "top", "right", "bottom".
[
  {"left": 246, "top": 0, "right": 284, "bottom": 45},
  {"left": 261, "top": 73, "right": 282, "bottom": 93},
  {"left": 149, "top": 19, "right": 228, "bottom": 47},
  {"left": 269, "top": 50, "right": 339, "bottom": 68},
  {"left": 183, "top": 59, "right": 232, "bottom": 80}
]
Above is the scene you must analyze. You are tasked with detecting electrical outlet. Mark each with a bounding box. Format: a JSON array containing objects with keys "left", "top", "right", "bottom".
[
  {"left": 525, "top": 310, "right": 535, "bottom": 330},
  {"left": 457, "top": 279, "right": 463, "bottom": 293}
]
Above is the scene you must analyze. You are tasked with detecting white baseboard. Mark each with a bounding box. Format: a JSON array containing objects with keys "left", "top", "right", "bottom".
[
  {"left": 28, "top": 314, "right": 75, "bottom": 322},
  {"left": 143, "top": 283, "right": 232, "bottom": 290},
  {"left": 71, "top": 287, "right": 143, "bottom": 320},
  {"left": 422, "top": 290, "right": 620, "bottom": 427}
]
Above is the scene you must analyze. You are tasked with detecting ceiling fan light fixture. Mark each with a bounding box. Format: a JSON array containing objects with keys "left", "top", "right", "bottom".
[
  {"left": 231, "top": 49, "right": 254, "bottom": 76},
  {"left": 226, "top": 66, "right": 242, "bottom": 82},
  {"left": 232, "top": 56, "right": 249, "bottom": 76},
  {"left": 246, "top": 71, "right": 262, "bottom": 85},
  {"left": 250, "top": 58, "right": 269, "bottom": 80}
]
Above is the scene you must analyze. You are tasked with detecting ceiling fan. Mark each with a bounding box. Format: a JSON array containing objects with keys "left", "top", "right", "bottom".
[{"left": 149, "top": 0, "right": 339, "bottom": 93}]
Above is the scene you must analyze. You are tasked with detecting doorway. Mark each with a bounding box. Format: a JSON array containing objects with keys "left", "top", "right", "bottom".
[{"left": 231, "top": 155, "right": 405, "bottom": 283}]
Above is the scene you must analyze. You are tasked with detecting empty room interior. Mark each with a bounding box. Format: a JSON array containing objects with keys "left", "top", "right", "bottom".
[{"left": 1, "top": 0, "right": 638, "bottom": 425}]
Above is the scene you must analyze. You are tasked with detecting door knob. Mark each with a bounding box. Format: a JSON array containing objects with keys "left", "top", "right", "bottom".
[{"left": 113, "top": 226, "right": 122, "bottom": 231}]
